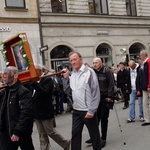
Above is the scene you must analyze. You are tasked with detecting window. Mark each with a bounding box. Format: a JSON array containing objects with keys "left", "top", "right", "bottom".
[
  {"left": 5, "top": 0, "right": 25, "bottom": 8},
  {"left": 96, "top": 43, "right": 112, "bottom": 67},
  {"left": 100, "top": 0, "right": 108, "bottom": 14},
  {"left": 129, "top": 43, "right": 145, "bottom": 61},
  {"left": 126, "top": 0, "right": 137, "bottom": 16},
  {"left": 88, "top": 0, "right": 108, "bottom": 14},
  {"left": 51, "top": 0, "right": 67, "bottom": 13},
  {"left": 50, "top": 45, "right": 72, "bottom": 71},
  {"left": 88, "top": 0, "right": 95, "bottom": 14}
]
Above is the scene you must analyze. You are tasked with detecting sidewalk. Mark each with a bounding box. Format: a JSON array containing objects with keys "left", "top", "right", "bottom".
[{"left": 32, "top": 101, "right": 150, "bottom": 150}]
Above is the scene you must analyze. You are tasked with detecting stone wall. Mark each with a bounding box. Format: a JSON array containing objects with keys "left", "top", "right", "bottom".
[
  {"left": 137, "top": 0, "right": 150, "bottom": 16},
  {"left": 36, "top": 0, "right": 150, "bottom": 67}
]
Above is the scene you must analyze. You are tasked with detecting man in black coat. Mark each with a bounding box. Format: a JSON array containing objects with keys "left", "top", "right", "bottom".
[
  {"left": 85, "top": 57, "right": 115, "bottom": 148},
  {"left": 0, "top": 66, "right": 34, "bottom": 150},
  {"left": 117, "top": 62, "right": 129, "bottom": 109},
  {"left": 31, "top": 64, "right": 70, "bottom": 150}
]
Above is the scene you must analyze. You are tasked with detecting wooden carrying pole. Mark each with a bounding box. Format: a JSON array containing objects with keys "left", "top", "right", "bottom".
[
  {"left": 39, "top": 70, "right": 64, "bottom": 79},
  {"left": 0, "top": 70, "right": 64, "bottom": 90}
]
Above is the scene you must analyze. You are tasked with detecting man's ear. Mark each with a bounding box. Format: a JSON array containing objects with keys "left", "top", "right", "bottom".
[{"left": 14, "top": 73, "right": 18, "bottom": 79}]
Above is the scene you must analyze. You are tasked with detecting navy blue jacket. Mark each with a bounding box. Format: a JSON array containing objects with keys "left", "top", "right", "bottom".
[{"left": 141, "top": 61, "right": 149, "bottom": 91}]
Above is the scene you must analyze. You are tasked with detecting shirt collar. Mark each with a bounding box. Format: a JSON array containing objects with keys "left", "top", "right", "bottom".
[
  {"left": 130, "top": 63, "right": 139, "bottom": 71},
  {"left": 73, "top": 64, "right": 85, "bottom": 74}
]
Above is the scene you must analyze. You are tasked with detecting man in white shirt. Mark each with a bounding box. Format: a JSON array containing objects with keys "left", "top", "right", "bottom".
[
  {"left": 126, "top": 60, "right": 144, "bottom": 123},
  {"left": 62, "top": 52, "right": 101, "bottom": 150}
]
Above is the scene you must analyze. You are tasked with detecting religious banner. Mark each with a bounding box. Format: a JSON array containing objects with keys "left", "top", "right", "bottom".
[{"left": 0, "top": 33, "right": 37, "bottom": 83}]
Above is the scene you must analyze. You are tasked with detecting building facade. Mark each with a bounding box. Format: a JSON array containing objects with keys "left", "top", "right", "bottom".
[
  {"left": 38, "top": 0, "right": 150, "bottom": 70},
  {"left": 0, "top": 0, "right": 150, "bottom": 71},
  {"left": 0, "top": 0, "right": 41, "bottom": 71}
]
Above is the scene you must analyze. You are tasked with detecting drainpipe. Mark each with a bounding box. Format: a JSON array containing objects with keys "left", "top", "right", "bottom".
[{"left": 36, "top": 0, "right": 45, "bottom": 65}]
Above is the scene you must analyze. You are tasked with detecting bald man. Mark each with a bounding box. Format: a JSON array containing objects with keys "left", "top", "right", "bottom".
[
  {"left": 126, "top": 60, "right": 144, "bottom": 123},
  {"left": 86, "top": 57, "right": 115, "bottom": 148}
]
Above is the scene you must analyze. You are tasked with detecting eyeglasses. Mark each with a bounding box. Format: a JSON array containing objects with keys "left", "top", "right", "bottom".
[{"left": 3, "top": 72, "right": 9, "bottom": 78}]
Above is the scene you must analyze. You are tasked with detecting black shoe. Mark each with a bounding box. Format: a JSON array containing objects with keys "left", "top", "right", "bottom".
[
  {"left": 122, "top": 106, "right": 127, "bottom": 110},
  {"left": 101, "top": 140, "right": 106, "bottom": 148},
  {"left": 85, "top": 139, "right": 92, "bottom": 144},
  {"left": 141, "top": 122, "right": 150, "bottom": 126},
  {"left": 65, "top": 109, "right": 72, "bottom": 113}
]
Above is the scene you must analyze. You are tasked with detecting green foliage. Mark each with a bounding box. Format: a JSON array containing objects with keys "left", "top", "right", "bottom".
[{"left": 0, "top": 42, "right": 9, "bottom": 65}]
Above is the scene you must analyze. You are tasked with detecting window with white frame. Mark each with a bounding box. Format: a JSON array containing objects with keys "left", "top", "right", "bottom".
[
  {"left": 51, "top": 0, "right": 67, "bottom": 13},
  {"left": 5, "top": 0, "right": 25, "bottom": 8},
  {"left": 88, "top": 0, "right": 108, "bottom": 14},
  {"left": 126, "top": 0, "right": 137, "bottom": 16}
]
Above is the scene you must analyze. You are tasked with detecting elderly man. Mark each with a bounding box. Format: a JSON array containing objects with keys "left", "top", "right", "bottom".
[
  {"left": 126, "top": 60, "right": 144, "bottom": 123},
  {"left": 85, "top": 57, "right": 115, "bottom": 148},
  {"left": 0, "top": 66, "right": 34, "bottom": 150},
  {"left": 140, "top": 50, "right": 150, "bottom": 126},
  {"left": 62, "top": 52, "right": 101, "bottom": 150},
  {"left": 31, "top": 64, "right": 70, "bottom": 150}
]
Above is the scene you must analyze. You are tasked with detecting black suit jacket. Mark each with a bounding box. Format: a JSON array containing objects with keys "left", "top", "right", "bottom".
[{"left": 32, "top": 76, "right": 54, "bottom": 119}]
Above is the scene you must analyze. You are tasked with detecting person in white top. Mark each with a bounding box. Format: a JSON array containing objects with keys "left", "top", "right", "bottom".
[
  {"left": 62, "top": 51, "right": 101, "bottom": 150},
  {"left": 126, "top": 60, "right": 144, "bottom": 123}
]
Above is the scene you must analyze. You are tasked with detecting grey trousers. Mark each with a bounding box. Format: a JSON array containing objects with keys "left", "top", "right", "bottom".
[
  {"left": 143, "top": 91, "right": 150, "bottom": 123},
  {"left": 35, "top": 118, "right": 68, "bottom": 150}
]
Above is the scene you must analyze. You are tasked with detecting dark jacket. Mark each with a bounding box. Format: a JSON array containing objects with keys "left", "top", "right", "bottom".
[
  {"left": 94, "top": 66, "right": 115, "bottom": 101},
  {"left": 32, "top": 76, "right": 54, "bottom": 120},
  {"left": 127, "top": 65, "right": 142, "bottom": 96},
  {"left": 141, "top": 58, "right": 150, "bottom": 91},
  {"left": 117, "top": 68, "right": 129, "bottom": 89},
  {"left": 0, "top": 80, "right": 33, "bottom": 137}
]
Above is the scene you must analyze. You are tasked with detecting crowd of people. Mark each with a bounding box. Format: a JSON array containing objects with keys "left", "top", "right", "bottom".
[{"left": 0, "top": 49, "right": 150, "bottom": 150}]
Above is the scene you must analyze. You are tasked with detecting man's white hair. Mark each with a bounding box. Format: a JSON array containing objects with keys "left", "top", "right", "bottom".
[
  {"left": 5, "top": 66, "right": 19, "bottom": 76},
  {"left": 42, "top": 65, "right": 49, "bottom": 71},
  {"left": 93, "top": 57, "right": 102, "bottom": 62},
  {"left": 34, "top": 64, "right": 42, "bottom": 70},
  {"left": 140, "top": 50, "right": 148, "bottom": 56}
]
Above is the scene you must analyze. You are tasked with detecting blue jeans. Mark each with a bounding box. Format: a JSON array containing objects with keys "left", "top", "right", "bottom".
[{"left": 129, "top": 89, "right": 144, "bottom": 119}]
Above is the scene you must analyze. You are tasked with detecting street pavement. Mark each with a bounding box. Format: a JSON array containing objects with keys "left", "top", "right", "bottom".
[{"left": 32, "top": 101, "right": 150, "bottom": 150}]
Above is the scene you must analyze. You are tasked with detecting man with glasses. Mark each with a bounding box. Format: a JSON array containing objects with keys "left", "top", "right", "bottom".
[{"left": 0, "top": 66, "right": 34, "bottom": 150}]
